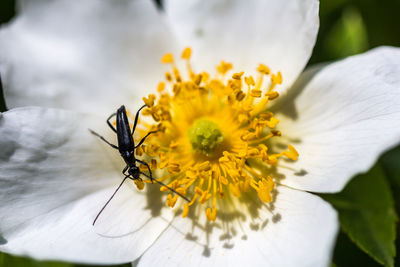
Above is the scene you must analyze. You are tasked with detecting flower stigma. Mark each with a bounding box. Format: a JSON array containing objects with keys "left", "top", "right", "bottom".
[
  {"left": 187, "top": 119, "right": 224, "bottom": 156},
  {"left": 134, "top": 47, "right": 299, "bottom": 222}
]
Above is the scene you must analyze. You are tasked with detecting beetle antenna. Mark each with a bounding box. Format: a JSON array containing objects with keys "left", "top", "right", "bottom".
[
  {"left": 140, "top": 172, "right": 191, "bottom": 202},
  {"left": 93, "top": 176, "right": 130, "bottom": 226}
]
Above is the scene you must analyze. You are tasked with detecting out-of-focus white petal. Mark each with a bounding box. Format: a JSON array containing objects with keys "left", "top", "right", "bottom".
[
  {"left": 137, "top": 186, "right": 338, "bottom": 267},
  {"left": 275, "top": 47, "right": 400, "bottom": 192},
  {"left": 2, "top": 187, "right": 174, "bottom": 264},
  {"left": 165, "top": 0, "right": 319, "bottom": 92},
  {"left": 0, "top": 0, "right": 175, "bottom": 113},
  {"left": 0, "top": 107, "right": 173, "bottom": 263},
  {"left": 0, "top": 107, "right": 115, "bottom": 230}
]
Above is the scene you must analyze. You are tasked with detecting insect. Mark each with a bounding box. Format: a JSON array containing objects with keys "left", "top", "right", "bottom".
[{"left": 89, "top": 105, "right": 189, "bottom": 225}]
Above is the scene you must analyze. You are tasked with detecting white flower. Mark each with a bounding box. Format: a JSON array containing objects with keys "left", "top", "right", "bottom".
[{"left": 0, "top": 0, "right": 399, "bottom": 266}]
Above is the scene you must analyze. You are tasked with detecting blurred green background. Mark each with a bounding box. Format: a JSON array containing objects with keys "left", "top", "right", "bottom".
[{"left": 0, "top": 0, "right": 399, "bottom": 266}]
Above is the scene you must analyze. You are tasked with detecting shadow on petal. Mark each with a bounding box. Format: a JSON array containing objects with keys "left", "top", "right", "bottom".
[
  {"left": 0, "top": 235, "right": 7, "bottom": 245},
  {"left": 271, "top": 63, "right": 327, "bottom": 120},
  {"left": 138, "top": 174, "right": 285, "bottom": 258}
]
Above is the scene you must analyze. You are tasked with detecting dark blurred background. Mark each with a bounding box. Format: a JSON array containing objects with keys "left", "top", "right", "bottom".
[{"left": 0, "top": 0, "right": 399, "bottom": 266}]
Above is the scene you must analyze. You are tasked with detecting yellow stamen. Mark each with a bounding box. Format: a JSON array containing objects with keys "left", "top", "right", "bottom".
[
  {"left": 206, "top": 207, "right": 217, "bottom": 221},
  {"left": 167, "top": 194, "right": 179, "bottom": 207},
  {"left": 256, "top": 177, "right": 274, "bottom": 202},
  {"left": 257, "top": 63, "right": 271, "bottom": 75},
  {"left": 244, "top": 76, "right": 255, "bottom": 86},
  {"left": 135, "top": 49, "right": 299, "bottom": 221},
  {"left": 265, "top": 91, "right": 279, "bottom": 100},
  {"left": 142, "top": 94, "right": 156, "bottom": 107},
  {"left": 217, "top": 61, "right": 233, "bottom": 75},
  {"left": 232, "top": 72, "right": 244, "bottom": 80},
  {"left": 161, "top": 53, "right": 174, "bottom": 64},
  {"left": 250, "top": 89, "right": 262, "bottom": 98},
  {"left": 181, "top": 47, "right": 192, "bottom": 59},
  {"left": 182, "top": 203, "right": 189, "bottom": 218},
  {"left": 282, "top": 145, "right": 299, "bottom": 161},
  {"left": 157, "top": 82, "right": 165, "bottom": 93},
  {"left": 134, "top": 179, "right": 145, "bottom": 190}
]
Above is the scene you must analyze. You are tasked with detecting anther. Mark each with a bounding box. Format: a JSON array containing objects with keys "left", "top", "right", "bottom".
[
  {"left": 257, "top": 64, "right": 271, "bottom": 74},
  {"left": 181, "top": 47, "right": 192, "bottom": 59},
  {"left": 161, "top": 53, "right": 174, "bottom": 64}
]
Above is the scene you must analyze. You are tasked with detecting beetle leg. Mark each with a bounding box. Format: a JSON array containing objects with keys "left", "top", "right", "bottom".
[
  {"left": 131, "top": 105, "right": 147, "bottom": 136},
  {"left": 135, "top": 131, "right": 157, "bottom": 148},
  {"left": 89, "top": 129, "right": 118, "bottom": 149},
  {"left": 139, "top": 171, "right": 190, "bottom": 202},
  {"left": 139, "top": 172, "right": 152, "bottom": 182},
  {"left": 106, "top": 112, "right": 117, "bottom": 133},
  {"left": 122, "top": 165, "right": 129, "bottom": 175}
]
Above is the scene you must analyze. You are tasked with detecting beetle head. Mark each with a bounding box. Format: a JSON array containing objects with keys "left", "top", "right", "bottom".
[{"left": 128, "top": 166, "right": 140, "bottom": 179}]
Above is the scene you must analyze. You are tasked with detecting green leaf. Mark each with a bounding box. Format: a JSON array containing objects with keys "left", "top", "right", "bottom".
[
  {"left": 380, "top": 145, "right": 400, "bottom": 188},
  {"left": 0, "top": 252, "right": 132, "bottom": 267},
  {"left": 323, "top": 7, "right": 369, "bottom": 59},
  {"left": 333, "top": 231, "right": 381, "bottom": 267},
  {"left": 0, "top": 252, "right": 73, "bottom": 267},
  {"left": 322, "top": 165, "right": 397, "bottom": 267}
]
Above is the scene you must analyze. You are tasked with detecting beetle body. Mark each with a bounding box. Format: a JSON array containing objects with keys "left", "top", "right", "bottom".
[
  {"left": 116, "top": 105, "right": 136, "bottom": 168},
  {"left": 89, "top": 104, "right": 189, "bottom": 225}
]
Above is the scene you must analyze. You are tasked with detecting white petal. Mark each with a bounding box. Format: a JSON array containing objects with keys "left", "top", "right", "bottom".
[
  {"left": 165, "top": 0, "right": 319, "bottom": 91},
  {"left": 2, "top": 187, "right": 174, "bottom": 264},
  {"left": 0, "top": 107, "right": 173, "bottom": 263},
  {"left": 0, "top": 0, "right": 175, "bottom": 113},
  {"left": 137, "top": 186, "right": 338, "bottom": 267},
  {"left": 275, "top": 47, "right": 400, "bottom": 192}
]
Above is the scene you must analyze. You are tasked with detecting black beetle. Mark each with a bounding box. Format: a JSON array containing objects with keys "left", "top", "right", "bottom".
[{"left": 89, "top": 105, "right": 189, "bottom": 225}]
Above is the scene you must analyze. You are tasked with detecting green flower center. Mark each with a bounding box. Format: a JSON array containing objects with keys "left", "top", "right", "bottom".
[{"left": 187, "top": 119, "right": 224, "bottom": 156}]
